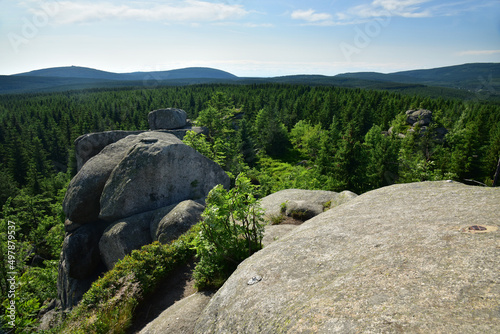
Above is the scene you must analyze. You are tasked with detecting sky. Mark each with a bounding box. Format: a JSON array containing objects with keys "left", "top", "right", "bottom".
[{"left": 1, "top": 0, "right": 499, "bottom": 77}]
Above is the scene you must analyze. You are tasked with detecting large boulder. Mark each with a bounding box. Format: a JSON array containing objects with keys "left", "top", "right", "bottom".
[
  {"left": 148, "top": 108, "right": 187, "bottom": 130},
  {"left": 195, "top": 181, "right": 500, "bottom": 333},
  {"left": 260, "top": 189, "right": 357, "bottom": 222},
  {"left": 99, "top": 135, "right": 229, "bottom": 222}
]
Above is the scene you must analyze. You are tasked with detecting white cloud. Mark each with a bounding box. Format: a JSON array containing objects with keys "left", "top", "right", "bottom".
[
  {"left": 290, "top": 9, "right": 334, "bottom": 26},
  {"left": 26, "top": 0, "right": 249, "bottom": 25},
  {"left": 291, "top": 9, "right": 332, "bottom": 22}
]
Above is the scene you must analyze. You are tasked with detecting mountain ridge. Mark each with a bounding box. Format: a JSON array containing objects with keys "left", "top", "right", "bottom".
[
  {"left": 14, "top": 66, "right": 237, "bottom": 81},
  {"left": 2, "top": 63, "right": 499, "bottom": 100}
]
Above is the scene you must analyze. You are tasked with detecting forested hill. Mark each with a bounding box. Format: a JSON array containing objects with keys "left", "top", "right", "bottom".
[
  {"left": 336, "top": 63, "right": 500, "bottom": 91},
  {"left": 15, "top": 66, "right": 238, "bottom": 81},
  {"left": 1, "top": 63, "right": 499, "bottom": 101}
]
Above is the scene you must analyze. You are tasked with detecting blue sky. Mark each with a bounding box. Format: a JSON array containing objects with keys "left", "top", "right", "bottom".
[{"left": 1, "top": 0, "right": 499, "bottom": 76}]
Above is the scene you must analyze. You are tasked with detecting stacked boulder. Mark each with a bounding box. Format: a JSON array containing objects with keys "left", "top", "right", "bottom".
[
  {"left": 405, "top": 108, "right": 433, "bottom": 127},
  {"left": 405, "top": 109, "right": 448, "bottom": 141},
  {"left": 58, "top": 109, "right": 229, "bottom": 310}
]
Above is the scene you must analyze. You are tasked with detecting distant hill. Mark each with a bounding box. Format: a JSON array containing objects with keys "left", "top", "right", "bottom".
[
  {"left": 15, "top": 66, "right": 237, "bottom": 81},
  {"left": 15, "top": 66, "right": 125, "bottom": 80},
  {"left": 336, "top": 63, "right": 500, "bottom": 91},
  {"left": 1, "top": 63, "right": 499, "bottom": 101}
]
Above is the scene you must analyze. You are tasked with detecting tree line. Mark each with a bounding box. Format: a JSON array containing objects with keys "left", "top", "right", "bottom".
[{"left": 0, "top": 83, "right": 499, "bottom": 200}]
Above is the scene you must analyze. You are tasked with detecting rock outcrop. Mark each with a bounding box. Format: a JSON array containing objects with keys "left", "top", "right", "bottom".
[
  {"left": 58, "top": 127, "right": 229, "bottom": 309},
  {"left": 64, "top": 132, "right": 167, "bottom": 225},
  {"left": 195, "top": 181, "right": 500, "bottom": 333},
  {"left": 406, "top": 108, "right": 432, "bottom": 126}
]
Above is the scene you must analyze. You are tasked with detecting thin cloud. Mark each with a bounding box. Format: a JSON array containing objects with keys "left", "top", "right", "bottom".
[
  {"left": 348, "top": 0, "right": 432, "bottom": 20},
  {"left": 458, "top": 50, "right": 500, "bottom": 56},
  {"left": 26, "top": 0, "right": 249, "bottom": 25},
  {"left": 291, "top": 9, "right": 335, "bottom": 26},
  {"left": 291, "top": 9, "right": 332, "bottom": 22},
  {"left": 336, "top": 0, "right": 493, "bottom": 24}
]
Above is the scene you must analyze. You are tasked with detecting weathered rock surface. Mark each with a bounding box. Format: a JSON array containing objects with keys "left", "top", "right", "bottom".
[
  {"left": 99, "top": 135, "right": 228, "bottom": 222},
  {"left": 262, "top": 224, "right": 297, "bottom": 247},
  {"left": 140, "top": 292, "right": 214, "bottom": 334},
  {"left": 74, "top": 130, "right": 143, "bottom": 171},
  {"left": 57, "top": 221, "right": 109, "bottom": 309},
  {"left": 63, "top": 132, "right": 174, "bottom": 225},
  {"left": 260, "top": 189, "right": 357, "bottom": 222},
  {"left": 148, "top": 108, "right": 187, "bottom": 130},
  {"left": 74, "top": 127, "right": 207, "bottom": 172},
  {"left": 154, "top": 200, "right": 205, "bottom": 244},
  {"left": 406, "top": 108, "right": 432, "bottom": 126},
  {"left": 99, "top": 204, "right": 184, "bottom": 270},
  {"left": 195, "top": 181, "right": 500, "bottom": 333}
]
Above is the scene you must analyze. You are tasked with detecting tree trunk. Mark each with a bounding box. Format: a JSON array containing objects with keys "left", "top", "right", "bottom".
[{"left": 493, "top": 156, "right": 500, "bottom": 187}]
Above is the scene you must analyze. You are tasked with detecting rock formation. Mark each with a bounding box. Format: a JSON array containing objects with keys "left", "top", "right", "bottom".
[
  {"left": 58, "top": 117, "right": 229, "bottom": 309},
  {"left": 194, "top": 181, "right": 500, "bottom": 333},
  {"left": 406, "top": 108, "right": 432, "bottom": 126}
]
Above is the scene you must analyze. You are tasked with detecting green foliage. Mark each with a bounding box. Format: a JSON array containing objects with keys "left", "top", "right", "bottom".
[
  {"left": 254, "top": 107, "right": 290, "bottom": 156},
  {"left": 183, "top": 131, "right": 226, "bottom": 166},
  {"left": 289, "top": 120, "right": 324, "bottom": 159},
  {"left": 250, "top": 155, "right": 327, "bottom": 196},
  {"left": 193, "top": 174, "right": 264, "bottom": 290},
  {"left": 191, "top": 92, "right": 245, "bottom": 175},
  {"left": 363, "top": 125, "right": 400, "bottom": 189},
  {"left": 0, "top": 184, "right": 66, "bottom": 333}
]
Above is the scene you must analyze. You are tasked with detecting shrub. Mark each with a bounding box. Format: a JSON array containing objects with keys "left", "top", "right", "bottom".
[{"left": 193, "top": 173, "right": 264, "bottom": 290}]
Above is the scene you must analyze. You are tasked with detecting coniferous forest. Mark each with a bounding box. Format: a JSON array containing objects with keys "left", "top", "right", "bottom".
[{"left": 1, "top": 83, "right": 499, "bottom": 331}]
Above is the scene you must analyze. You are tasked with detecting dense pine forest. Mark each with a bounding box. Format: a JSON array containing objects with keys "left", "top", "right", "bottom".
[{"left": 1, "top": 83, "right": 500, "bottom": 331}]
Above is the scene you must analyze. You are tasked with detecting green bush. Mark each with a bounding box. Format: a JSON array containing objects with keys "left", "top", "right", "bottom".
[{"left": 193, "top": 173, "right": 265, "bottom": 290}]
